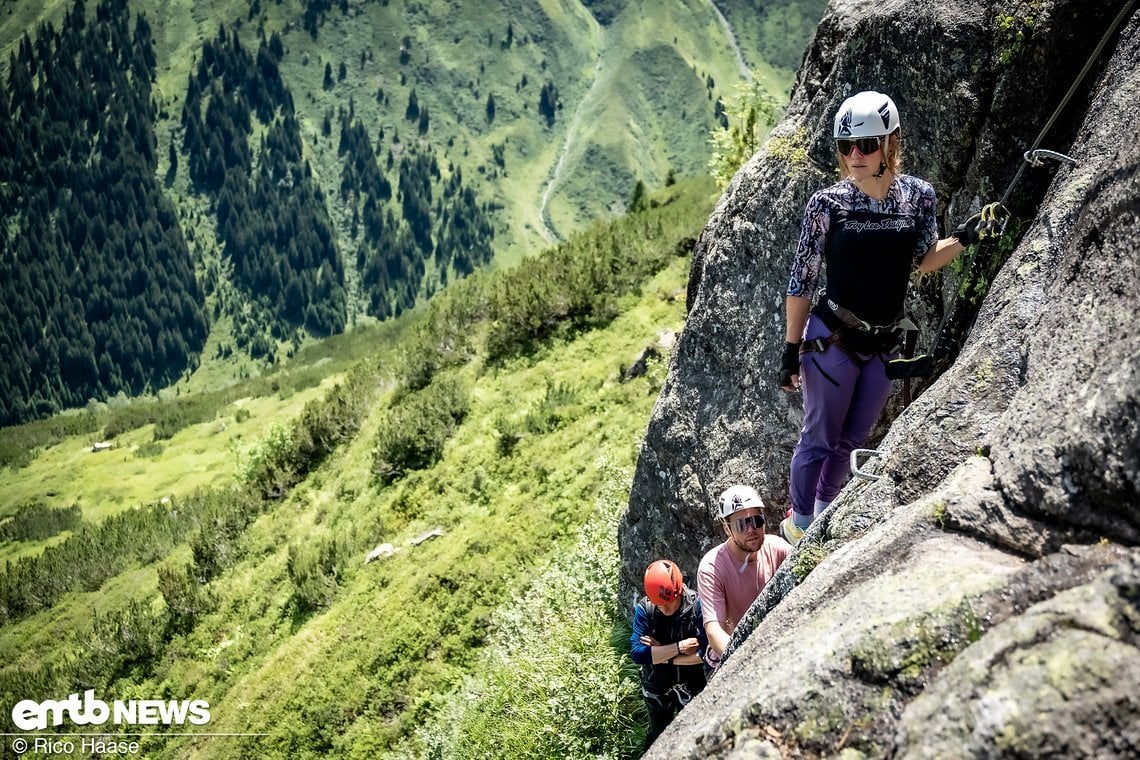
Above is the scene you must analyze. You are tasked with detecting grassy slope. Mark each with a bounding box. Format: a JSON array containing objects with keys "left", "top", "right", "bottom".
[
  {"left": 542, "top": 0, "right": 748, "bottom": 236},
  {"left": 163, "top": 235, "right": 703, "bottom": 758},
  {"left": 0, "top": 179, "right": 716, "bottom": 758},
  {"left": 0, "top": 382, "right": 324, "bottom": 524},
  {"left": 169, "top": 282, "right": 691, "bottom": 756},
  {"left": 0, "top": 311, "right": 416, "bottom": 562}
]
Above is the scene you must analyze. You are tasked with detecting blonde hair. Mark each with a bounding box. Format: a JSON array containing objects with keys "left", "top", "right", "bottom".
[{"left": 837, "top": 132, "right": 903, "bottom": 179}]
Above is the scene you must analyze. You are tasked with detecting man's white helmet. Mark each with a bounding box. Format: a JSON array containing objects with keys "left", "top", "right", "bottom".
[
  {"left": 833, "top": 91, "right": 900, "bottom": 139},
  {"left": 718, "top": 484, "right": 765, "bottom": 520}
]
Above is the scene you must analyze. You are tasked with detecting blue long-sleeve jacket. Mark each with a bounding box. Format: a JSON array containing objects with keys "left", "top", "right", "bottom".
[{"left": 629, "top": 587, "right": 708, "bottom": 696}]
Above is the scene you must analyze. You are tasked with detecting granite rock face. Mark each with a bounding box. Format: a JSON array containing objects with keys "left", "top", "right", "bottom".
[{"left": 620, "top": 0, "right": 1140, "bottom": 756}]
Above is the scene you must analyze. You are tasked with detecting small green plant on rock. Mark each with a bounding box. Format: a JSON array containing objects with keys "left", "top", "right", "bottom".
[
  {"left": 930, "top": 502, "right": 949, "bottom": 530},
  {"left": 766, "top": 126, "right": 811, "bottom": 172},
  {"left": 996, "top": 4, "right": 1038, "bottom": 65},
  {"left": 708, "top": 81, "right": 781, "bottom": 187},
  {"left": 792, "top": 543, "right": 831, "bottom": 582}
]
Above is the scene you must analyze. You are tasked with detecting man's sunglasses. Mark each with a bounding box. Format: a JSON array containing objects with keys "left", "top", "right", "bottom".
[
  {"left": 836, "top": 136, "right": 883, "bottom": 156},
  {"left": 731, "top": 514, "right": 765, "bottom": 533}
]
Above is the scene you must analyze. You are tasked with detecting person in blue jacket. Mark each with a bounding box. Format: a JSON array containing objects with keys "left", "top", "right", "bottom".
[{"left": 630, "top": 559, "right": 708, "bottom": 749}]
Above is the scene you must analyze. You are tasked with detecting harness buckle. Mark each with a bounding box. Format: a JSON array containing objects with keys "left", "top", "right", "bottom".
[
  {"left": 668, "top": 683, "right": 693, "bottom": 707},
  {"left": 800, "top": 337, "right": 829, "bottom": 355}
]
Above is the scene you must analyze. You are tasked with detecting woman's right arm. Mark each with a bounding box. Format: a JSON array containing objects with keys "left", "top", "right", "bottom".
[
  {"left": 785, "top": 193, "right": 827, "bottom": 341},
  {"left": 781, "top": 194, "right": 827, "bottom": 390},
  {"left": 785, "top": 295, "right": 811, "bottom": 343}
]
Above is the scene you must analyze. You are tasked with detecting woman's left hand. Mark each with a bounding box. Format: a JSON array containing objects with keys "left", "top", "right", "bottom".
[{"left": 779, "top": 342, "right": 802, "bottom": 392}]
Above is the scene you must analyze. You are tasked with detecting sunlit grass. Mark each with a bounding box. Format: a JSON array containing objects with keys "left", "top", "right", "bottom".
[
  {"left": 0, "top": 379, "right": 333, "bottom": 539},
  {"left": 146, "top": 252, "right": 690, "bottom": 758}
]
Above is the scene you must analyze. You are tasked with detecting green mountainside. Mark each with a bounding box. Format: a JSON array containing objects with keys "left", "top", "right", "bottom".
[
  {"left": 0, "top": 0, "right": 824, "bottom": 426},
  {"left": 0, "top": 178, "right": 716, "bottom": 756},
  {"left": 0, "top": 0, "right": 826, "bottom": 751}
]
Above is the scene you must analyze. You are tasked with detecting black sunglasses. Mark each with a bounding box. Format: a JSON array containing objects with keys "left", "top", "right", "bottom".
[
  {"left": 731, "top": 514, "right": 765, "bottom": 533},
  {"left": 836, "top": 136, "right": 883, "bottom": 156}
]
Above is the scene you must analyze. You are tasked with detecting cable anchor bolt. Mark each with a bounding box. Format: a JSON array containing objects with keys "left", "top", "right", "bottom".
[
  {"left": 1024, "top": 149, "right": 1077, "bottom": 167},
  {"left": 850, "top": 448, "right": 883, "bottom": 482}
]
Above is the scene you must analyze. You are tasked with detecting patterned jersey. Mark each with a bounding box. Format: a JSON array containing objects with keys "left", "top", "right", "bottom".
[{"left": 787, "top": 175, "right": 939, "bottom": 325}]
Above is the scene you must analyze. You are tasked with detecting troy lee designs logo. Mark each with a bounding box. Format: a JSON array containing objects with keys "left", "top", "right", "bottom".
[
  {"left": 837, "top": 108, "right": 861, "bottom": 137},
  {"left": 843, "top": 218, "right": 913, "bottom": 233},
  {"left": 11, "top": 690, "right": 210, "bottom": 730}
]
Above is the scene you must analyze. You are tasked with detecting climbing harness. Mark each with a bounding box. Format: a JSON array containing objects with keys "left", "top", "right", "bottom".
[
  {"left": 823, "top": 298, "right": 908, "bottom": 336},
  {"left": 643, "top": 682, "right": 695, "bottom": 710},
  {"left": 801, "top": 297, "right": 915, "bottom": 364}
]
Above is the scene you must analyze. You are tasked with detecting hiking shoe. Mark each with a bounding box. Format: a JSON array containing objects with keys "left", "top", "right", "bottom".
[{"left": 780, "top": 516, "right": 804, "bottom": 546}]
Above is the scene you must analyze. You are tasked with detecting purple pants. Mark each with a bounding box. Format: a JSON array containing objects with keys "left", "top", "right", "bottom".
[{"left": 789, "top": 315, "right": 893, "bottom": 517}]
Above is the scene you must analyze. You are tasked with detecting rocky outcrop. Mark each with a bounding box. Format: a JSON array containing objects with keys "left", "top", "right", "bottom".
[{"left": 619, "top": 0, "right": 1140, "bottom": 756}]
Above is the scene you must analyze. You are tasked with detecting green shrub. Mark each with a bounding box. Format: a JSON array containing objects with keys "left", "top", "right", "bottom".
[
  {"left": 76, "top": 599, "right": 166, "bottom": 686},
  {"left": 236, "top": 421, "right": 298, "bottom": 499},
  {"left": 494, "top": 413, "right": 524, "bottom": 457},
  {"left": 287, "top": 529, "right": 351, "bottom": 613},
  {"left": 0, "top": 438, "right": 37, "bottom": 471},
  {"left": 157, "top": 561, "right": 213, "bottom": 635},
  {"left": 0, "top": 503, "right": 82, "bottom": 543},
  {"left": 372, "top": 374, "right": 470, "bottom": 484},
  {"left": 136, "top": 440, "right": 164, "bottom": 458},
  {"left": 417, "top": 457, "right": 645, "bottom": 759},
  {"left": 708, "top": 80, "right": 781, "bottom": 187},
  {"left": 189, "top": 490, "right": 261, "bottom": 582},
  {"left": 524, "top": 381, "right": 579, "bottom": 435},
  {"left": 397, "top": 285, "right": 483, "bottom": 393}
]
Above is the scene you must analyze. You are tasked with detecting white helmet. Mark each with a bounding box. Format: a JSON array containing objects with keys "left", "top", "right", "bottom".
[
  {"left": 833, "top": 91, "right": 900, "bottom": 139},
  {"left": 717, "top": 484, "right": 765, "bottom": 520}
]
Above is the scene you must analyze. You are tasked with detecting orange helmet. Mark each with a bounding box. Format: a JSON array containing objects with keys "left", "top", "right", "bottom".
[{"left": 644, "top": 560, "right": 683, "bottom": 606}]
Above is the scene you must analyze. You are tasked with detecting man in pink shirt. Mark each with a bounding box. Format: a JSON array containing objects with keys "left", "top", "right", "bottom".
[{"left": 697, "top": 484, "right": 792, "bottom": 667}]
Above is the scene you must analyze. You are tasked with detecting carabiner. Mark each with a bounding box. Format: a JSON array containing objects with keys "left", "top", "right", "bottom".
[{"left": 977, "top": 202, "right": 1011, "bottom": 242}]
